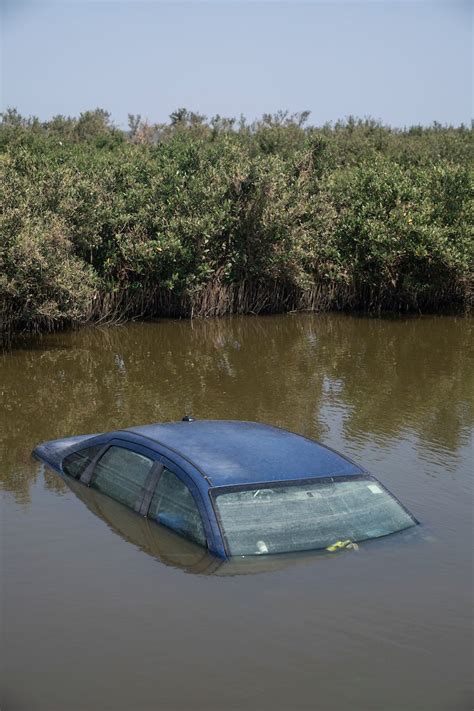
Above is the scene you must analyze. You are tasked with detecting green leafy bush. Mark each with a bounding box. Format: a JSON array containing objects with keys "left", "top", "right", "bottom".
[{"left": 0, "top": 109, "right": 472, "bottom": 337}]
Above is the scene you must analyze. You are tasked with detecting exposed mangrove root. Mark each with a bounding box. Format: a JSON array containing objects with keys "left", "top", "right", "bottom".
[{"left": 2, "top": 276, "right": 470, "bottom": 347}]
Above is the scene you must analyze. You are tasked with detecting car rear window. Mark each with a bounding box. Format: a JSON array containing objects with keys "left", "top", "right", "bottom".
[{"left": 213, "top": 476, "right": 416, "bottom": 556}]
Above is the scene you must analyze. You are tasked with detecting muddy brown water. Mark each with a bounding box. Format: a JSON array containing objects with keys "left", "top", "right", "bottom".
[{"left": 1, "top": 314, "right": 472, "bottom": 711}]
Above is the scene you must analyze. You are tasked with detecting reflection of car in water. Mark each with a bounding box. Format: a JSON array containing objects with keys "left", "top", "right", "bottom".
[
  {"left": 33, "top": 419, "right": 417, "bottom": 560},
  {"left": 64, "top": 476, "right": 223, "bottom": 575}
]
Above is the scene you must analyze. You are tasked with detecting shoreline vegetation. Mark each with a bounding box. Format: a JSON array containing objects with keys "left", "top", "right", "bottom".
[{"left": 1, "top": 108, "right": 472, "bottom": 341}]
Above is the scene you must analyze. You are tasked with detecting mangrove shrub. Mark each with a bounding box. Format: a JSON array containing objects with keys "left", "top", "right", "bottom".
[{"left": 0, "top": 110, "right": 472, "bottom": 337}]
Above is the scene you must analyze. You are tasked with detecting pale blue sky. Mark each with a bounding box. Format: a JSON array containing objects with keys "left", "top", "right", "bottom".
[{"left": 1, "top": 0, "right": 472, "bottom": 127}]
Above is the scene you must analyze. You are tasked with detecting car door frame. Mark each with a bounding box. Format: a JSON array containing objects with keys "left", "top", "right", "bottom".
[
  {"left": 77, "top": 436, "right": 215, "bottom": 552},
  {"left": 143, "top": 443, "right": 216, "bottom": 552}
]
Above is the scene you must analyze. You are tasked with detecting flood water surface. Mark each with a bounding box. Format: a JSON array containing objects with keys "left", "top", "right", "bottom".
[{"left": 1, "top": 314, "right": 472, "bottom": 711}]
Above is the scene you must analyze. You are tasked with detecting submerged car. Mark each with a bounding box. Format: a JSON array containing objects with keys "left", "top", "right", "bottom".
[
  {"left": 61, "top": 474, "right": 417, "bottom": 577},
  {"left": 33, "top": 419, "right": 417, "bottom": 558}
]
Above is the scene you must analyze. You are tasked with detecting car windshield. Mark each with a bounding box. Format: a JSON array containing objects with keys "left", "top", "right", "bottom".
[{"left": 213, "top": 476, "right": 416, "bottom": 556}]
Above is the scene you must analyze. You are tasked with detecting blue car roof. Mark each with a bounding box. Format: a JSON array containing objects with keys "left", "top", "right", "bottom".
[{"left": 125, "top": 420, "right": 364, "bottom": 487}]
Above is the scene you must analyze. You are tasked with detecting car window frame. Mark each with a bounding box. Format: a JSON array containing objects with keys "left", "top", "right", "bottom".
[
  {"left": 72, "top": 437, "right": 212, "bottom": 550},
  {"left": 79, "top": 439, "right": 160, "bottom": 513},
  {"left": 145, "top": 448, "right": 213, "bottom": 550},
  {"left": 61, "top": 444, "right": 106, "bottom": 480}
]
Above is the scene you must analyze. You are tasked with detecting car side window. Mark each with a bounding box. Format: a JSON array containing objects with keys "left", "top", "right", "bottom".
[
  {"left": 148, "top": 469, "right": 206, "bottom": 547},
  {"left": 91, "top": 446, "right": 154, "bottom": 509},
  {"left": 63, "top": 445, "right": 103, "bottom": 479}
]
